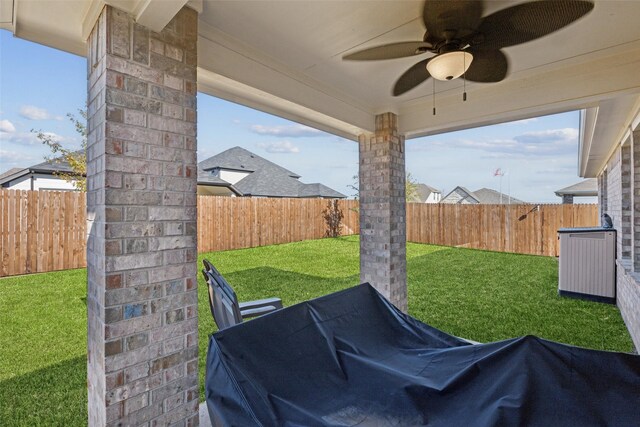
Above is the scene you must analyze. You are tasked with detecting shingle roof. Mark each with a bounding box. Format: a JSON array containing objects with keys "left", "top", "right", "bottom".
[
  {"left": 0, "top": 153, "right": 83, "bottom": 186},
  {"left": 555, "top": 178, "right": 597, "bottom": 197},
  {"left": 441, "top": 186, "right": 526, "bottom": 204},
  {"left": 298, "top": 183, "right": 346, "bottom": 199},
  {"left": 471, "top": 188, "right": 526, "bottom": 204},
  {"left": 0, "top": 167, "right": 25, "bottom": 182},
  {"left": 198, "top": 146, "right": 346, "bottom": 198},
  {"left": 234, "top": 168, "right": 302, "bottom": 197},
  {"left": 199, "top": 146, "right": 300, "bottom": 178},
  {"left": 441, "top": 186, "right": 478, "bottom": 203},
  {"left": 414, "top": 183, "right": 440, "bottom": 202},
  {"left": 29, "top": 157, "right": 76, "bottom": 174}
]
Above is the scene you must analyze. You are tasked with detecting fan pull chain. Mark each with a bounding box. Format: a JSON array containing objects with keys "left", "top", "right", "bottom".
[
  {"left": 463, "top": 53, "right": 467, "bottom": 102},
  {"left": 432, "top": 78, "right": 436, "bottom": 116}
]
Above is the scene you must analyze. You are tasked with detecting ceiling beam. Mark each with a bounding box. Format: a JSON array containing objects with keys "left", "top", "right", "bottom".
[
  {"left": 0, "top": 0, "right": 14, "bottom": 27},
  {"left": 198, "top": 21, "right": 375, "bottom": 140},
  {"left": 134, "top": 0, "right": 188, "bottom": 33},
  {"left": 198, "top": 69, "right": 367, "bottom": 142},
  {"left": 82, "top": 0, "right": 202, "bottom": 40}
]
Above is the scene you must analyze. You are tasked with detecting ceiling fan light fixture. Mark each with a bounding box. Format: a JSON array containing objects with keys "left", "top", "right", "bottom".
[{"left": 426, "top": 51, "right": 473, "bottom": 81}]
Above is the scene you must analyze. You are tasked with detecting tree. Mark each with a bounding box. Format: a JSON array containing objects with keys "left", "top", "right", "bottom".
[
  {"left": 405, "top": 172, "right": 420, "bottom": 202},
  {"left": 322, "top": 200, "right": 344, "bottom": 238},
  {"left": 34, "top": 110, "right": 87, "bottom": 191},
  {"left": 350, "top": 172, "right": 420, "bottom": 201}
]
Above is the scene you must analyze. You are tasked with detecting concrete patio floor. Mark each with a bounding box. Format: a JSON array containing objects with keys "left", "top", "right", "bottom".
[{"left": 199, "top": 403, "right": 212, "bottom": 427}]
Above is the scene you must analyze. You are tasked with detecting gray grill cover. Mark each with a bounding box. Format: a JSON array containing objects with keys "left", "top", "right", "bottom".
[{"left": 206, "top": 283, "right": 640, "bottom": 426}]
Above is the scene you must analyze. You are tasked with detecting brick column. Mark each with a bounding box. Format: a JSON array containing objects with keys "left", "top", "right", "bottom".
[
  {"left": 359, "top": 112, "right": 407, "bottom": 311},
  {"left": 86, "top": 6, "right": 199, "bottom": 426}
]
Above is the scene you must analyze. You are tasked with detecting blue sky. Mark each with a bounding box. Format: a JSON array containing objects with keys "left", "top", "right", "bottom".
[{"left": 0, "top": 30, "right": 588, "bottom": 203}]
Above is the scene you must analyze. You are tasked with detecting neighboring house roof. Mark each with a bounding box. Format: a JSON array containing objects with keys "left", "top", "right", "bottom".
[
  {"left": 199, "top": 146, "right": 300, "bottom": 178},
  {"left": 414, "top": 183, "right": 441, "bottom": 202},
  {"left": 472, "top": 188, "right": 526, "bottom": 204},
  {"left": 233, "top": 168, "right": 302, "bottom": 197},
  {"left": 555, "top": 178, "right": 597, "bottom": 197},
  {"left": 457, "top": 187, "right": 478, "bottom": 202},
  {"left": 441, "top": 186, "right": 479, "bottom": 204},
  {"left": 441, "top": 186, "right": 526, "bottom": 204},
  {"left": 0, "top": 155, "right": 81, "bottom": 186},
  {"left": 29, "top": 157, "right": 76, "bottom": 174},
  {"left": 198, "top": 146, "right": 346, "bottom": 198},
  {"left": 298, "top": 183, "right": 345, "bottom": 199},
  {"left": 0, "top": 167, "right": 24, "bottom": 182},
  {"left": 197, "top": 167, "right": 243, "bottom": 195}
]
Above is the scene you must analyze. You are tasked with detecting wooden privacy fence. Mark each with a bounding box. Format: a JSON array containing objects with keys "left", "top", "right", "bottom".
[
  {"left": 197, "top": 197, "right": 359, "bottom": 253},
  {"left": 1, "top": 189, "right": 87, "bottom": 276},
  {"left": 406, "top": 203, "right": 598, "bottom": 257},
  {"left": 0, "top": 189, "right": 359, "bottom": 277},
  {"left": 0, "top": 189, "right": 598, "bottom": 277}
]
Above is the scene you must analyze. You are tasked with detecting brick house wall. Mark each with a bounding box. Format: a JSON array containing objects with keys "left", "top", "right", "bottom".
[
  {"left": 598, "top": 134, "right": 640, "bottom": 352},
  {"left": 605, "top": 149, "right": 623, "bottom": 256}
]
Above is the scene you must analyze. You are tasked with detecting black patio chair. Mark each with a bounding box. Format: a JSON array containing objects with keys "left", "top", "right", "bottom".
[{"left": 202, "top": 259, "right": 283, "bottom": 330}]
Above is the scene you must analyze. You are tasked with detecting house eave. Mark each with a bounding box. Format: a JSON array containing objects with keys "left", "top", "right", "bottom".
[
  {"left": 197, "top": 181, "right": 243, "bottom": 196},
  {"left": 578, "top": 95, "right": 640, "bottom": 178},
  {"left": 0, "top": 169, "right": 30, "bottom": 186},
  {"left": 555, "top": 190, "right": 598, "bottom": 197}
]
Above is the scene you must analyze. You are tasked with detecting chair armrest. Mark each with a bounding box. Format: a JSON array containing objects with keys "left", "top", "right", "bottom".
[
  {"left": 240, "top": 304, "right": 280, "bottom": 319},
  {"left": 239, "top": 297, "right": 283, "bottom": 311}
]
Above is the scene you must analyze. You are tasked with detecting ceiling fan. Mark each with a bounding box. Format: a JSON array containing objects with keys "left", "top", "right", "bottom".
[{"left": 344, "top": 1, "right": 594, "bottom": 97}]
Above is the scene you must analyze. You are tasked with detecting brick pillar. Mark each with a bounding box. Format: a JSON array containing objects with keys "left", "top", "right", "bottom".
[
  {"left": 359, "top": 112, "right": 407, "bottom": 311},
  {"left": 86, "top": 6, "right": 199, "bottom": 426},
  {"left": 561, "top": 194, "right": 574, "bottom": 204}
]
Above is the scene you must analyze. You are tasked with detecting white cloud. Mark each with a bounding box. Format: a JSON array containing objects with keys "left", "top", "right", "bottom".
[
  {"left": 412, "top": 127, "right": 579, "bottom": 159},
  {"left": 513, "top": 128, "right": 578, "bottom": 144},
  {"left": 0, "top": 149, "right": 38, "bottom": 163},
  {"left": 0, "top": 119, "right": 16, "bottom": 133},
  {"left": 250, "top": 124, "right": 323, "bottom": 138},
  {"left": 19, "top": 105, "right": 62, "bottom": 121},
  {"left": 0, "top": 129, "right": 64, "bottom": 146},
  {"left": 257, "top": 140, "right": 300, "bottom": 154}
]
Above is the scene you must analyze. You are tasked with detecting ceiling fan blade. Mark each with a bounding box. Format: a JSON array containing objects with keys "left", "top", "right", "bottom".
[
  {"left": 464, "top": 49, "right": 508, "bottom": 83},
  {"left": 423, "top": 1, "right": 484, "bottom": 41},
  {"left": 393, "top": 58, "right": 431, "bottom": 96},
  {"left": 476, "top": 0, "right": 594, "bottom": 51},
  {"left": 343, "top": 41, "right": 432, "bottom": 61}
]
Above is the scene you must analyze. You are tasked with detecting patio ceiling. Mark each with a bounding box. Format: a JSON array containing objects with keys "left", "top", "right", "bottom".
[{"left": 3, "top": 1, "right": 640, "bottom": 154}]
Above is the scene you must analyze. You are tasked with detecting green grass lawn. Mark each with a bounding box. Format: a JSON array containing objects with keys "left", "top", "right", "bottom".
[{"left": 0, "top": 236, "right": 634, "bottom": 425}]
